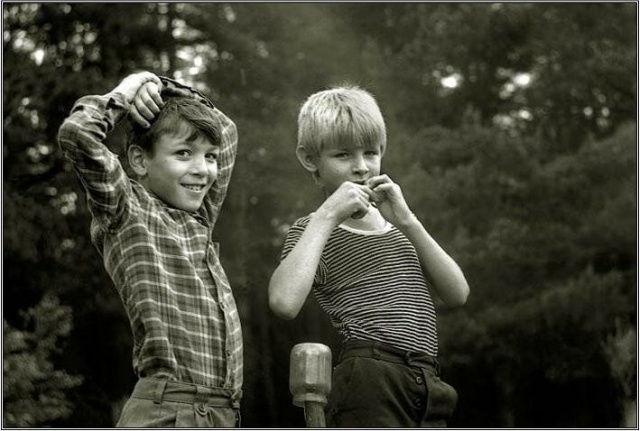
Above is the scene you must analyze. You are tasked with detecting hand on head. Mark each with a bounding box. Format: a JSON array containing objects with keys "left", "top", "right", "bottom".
[
  {"left": 129, "top": 81, "right": 164, "bottom": 128},
  {"left": 112, "top": 71, "right": 164, "bottom": 128}
]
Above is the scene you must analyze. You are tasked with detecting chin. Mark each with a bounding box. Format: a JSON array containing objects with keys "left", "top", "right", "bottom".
[{"left": 173, "top": 201, "right": 202, "bottom": 213}]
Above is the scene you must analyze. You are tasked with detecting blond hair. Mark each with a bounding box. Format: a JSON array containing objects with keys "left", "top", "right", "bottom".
[{"left": 297, "top": 85, "right": 387, "bottom": 161}]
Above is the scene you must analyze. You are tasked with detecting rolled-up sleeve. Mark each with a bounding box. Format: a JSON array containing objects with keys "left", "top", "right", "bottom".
[{"left": 57, "top": 92, "right": 132, "bottom": 227}]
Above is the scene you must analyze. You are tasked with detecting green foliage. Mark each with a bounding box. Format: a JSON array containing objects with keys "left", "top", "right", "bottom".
[{"left": 3, "top": 294, "right": 83, "bottom": 427}]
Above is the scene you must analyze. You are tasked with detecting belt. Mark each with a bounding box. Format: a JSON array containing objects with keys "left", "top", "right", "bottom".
[
  {"left": 339, "top": 340, "right": 441, "bottom": 374},
  {"left": 131, "top": 377, "right": 241, "bottom": 409}
]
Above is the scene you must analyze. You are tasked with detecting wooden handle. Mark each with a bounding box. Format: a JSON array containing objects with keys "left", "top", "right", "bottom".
[{"left": 304, "top": 401, "right": 326, "bottom": 428}]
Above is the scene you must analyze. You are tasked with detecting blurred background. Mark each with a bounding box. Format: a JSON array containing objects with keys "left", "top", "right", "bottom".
[{"left": 2, "top": 2, "right": 636, "bottom": 428}]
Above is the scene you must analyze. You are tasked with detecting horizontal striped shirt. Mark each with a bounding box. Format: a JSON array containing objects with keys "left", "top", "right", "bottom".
[
  {"left": 57, "top": 84, "right": 242, "bottom": 396},
  {"left": 282, "top": 214, "right": 439, "bottom": 356}
]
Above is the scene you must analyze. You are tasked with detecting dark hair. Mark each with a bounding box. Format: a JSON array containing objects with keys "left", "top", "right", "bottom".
[{"left": 126, "top": 95, "right": 220, "bottom": 154}]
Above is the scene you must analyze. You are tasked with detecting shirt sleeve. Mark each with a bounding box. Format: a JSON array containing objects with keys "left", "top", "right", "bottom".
[
  {"left": 205, "top": 108, "right": 237, "bottom": 227},
  {"left": 57, "top": 92, "right": 133, "bottom": 229},
  {"left": 159, "top": 77, "right": 237, "bottom": 227},
  {"left": 280, "top": 216, "right": 327, "bottom": 286}
]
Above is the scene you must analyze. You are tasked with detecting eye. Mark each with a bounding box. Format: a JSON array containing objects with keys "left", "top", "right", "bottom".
[
  {"left": 365, "top": 149, "right": 380, "bottom": 156},
  {"left": 176, "top": 149, "right": 191, "bottom": 157},
  {"left": 205, "top": 152, "right": 218, "bottom": 162}
]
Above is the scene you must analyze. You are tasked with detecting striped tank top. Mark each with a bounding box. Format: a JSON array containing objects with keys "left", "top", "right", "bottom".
[{"left": 282, "top": 214, "right": 439, "bottom": 356}]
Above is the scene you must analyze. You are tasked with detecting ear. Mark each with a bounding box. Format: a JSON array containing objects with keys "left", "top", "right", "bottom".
[
  {"left": 127, "top": 145, "right": 148, "bottom": 177},
  {"left": 295, "top": 147, "right": 318, "bottom": 174}
]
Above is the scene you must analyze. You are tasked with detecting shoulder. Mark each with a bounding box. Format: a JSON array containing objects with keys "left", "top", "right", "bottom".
[
  {"left": 282, "top": 213, "right": 313, "bottom": 243},
  {"left": 292, "top": 213, "right": 313, "bottom": 227}
]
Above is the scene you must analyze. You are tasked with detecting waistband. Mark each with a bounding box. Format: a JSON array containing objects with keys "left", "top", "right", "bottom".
[
  {"left": 131, "top": 377, "right": 242, "bottom": 409},
  {"left": 339, "top": 340, "right": 440, "bottom": 374}
]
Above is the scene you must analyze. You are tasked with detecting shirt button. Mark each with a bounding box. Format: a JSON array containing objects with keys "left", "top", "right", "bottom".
[
  {"left": 226, "top": 350, "right": 232, "bottom": 357},
  {"left": 416, "top": 376, "right": 423, "bottom": 384}
]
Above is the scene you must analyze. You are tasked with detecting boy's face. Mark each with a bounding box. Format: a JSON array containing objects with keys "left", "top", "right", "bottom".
[
  {"left": 139, "top": 124, "right": 219, "bottom": 212},
  {"left": 314, "top": 141, "right": 382, "bottom": 194}
]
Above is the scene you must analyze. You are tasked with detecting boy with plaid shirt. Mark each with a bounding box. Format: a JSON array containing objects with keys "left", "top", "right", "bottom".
[{"left": 58, "top": 72, "right": 242, "bottom": 427}]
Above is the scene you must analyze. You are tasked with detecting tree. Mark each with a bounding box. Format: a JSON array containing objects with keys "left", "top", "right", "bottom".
[
  {"left": 3, "top": 294, "right": 83, "bottom": 427},
  {"left": 3, "top": 3, "right": 635, "bottom": 427}
]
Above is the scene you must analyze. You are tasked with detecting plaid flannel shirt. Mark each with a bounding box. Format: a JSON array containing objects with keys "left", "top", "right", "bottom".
[{"left": 57, "top": 78, "right": 243, "bottom": 397}]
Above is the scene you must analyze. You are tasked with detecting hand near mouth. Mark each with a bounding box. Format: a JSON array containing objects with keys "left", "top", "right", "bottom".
[
  {"left": 349, "top": 180, "right": 375, "bottom": 219},
  {"left": 362, "top": 175, "right": 415, "bottom": 227},
  {"left": 318, "top": 181, "right": 374, "bottom": 224}
]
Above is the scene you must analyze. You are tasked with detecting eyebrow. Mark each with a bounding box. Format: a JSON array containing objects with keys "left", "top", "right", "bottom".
[
  {"left": 185, "top": 129, "right": 202, "bottom": 142},
  {"left": 179, "top": 131, "right": 219, "bottom": 149}
]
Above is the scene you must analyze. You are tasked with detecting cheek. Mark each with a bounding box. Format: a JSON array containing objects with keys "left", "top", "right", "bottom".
[
  {"left": 162, "top": 159, "right": 188, "bottom": 175},
  {"left": 208, "top": 163, "right": 218, "bottom": 178}
]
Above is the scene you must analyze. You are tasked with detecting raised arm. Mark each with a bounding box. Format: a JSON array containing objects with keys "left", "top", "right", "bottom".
[
  {"left": 57, "top": 72, "right": 161, "bottom": 223},
  {"left": 396, "top": 216, "right": 469, "bottom": 306},
  {"left": 269, "top": 181, "right": 373, "bottom": 319},
  {"left": 367, "top": 175, "right": 470, "bottom": 307}
]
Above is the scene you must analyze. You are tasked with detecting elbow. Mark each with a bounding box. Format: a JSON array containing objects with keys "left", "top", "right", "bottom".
[
  {"left": 57, "top": 120, "right": 79, "bottom": 153},
  {"left": 57, "top": 122, "right": 71, "bottom": 148},
  {"left": 448, "top": 292, "right": 469, "bottom": 307},
  {"left": 439, "top": 279, "right": 470, "bottom": 308},
  {"left": 268, "top": 291, "right": 300, "bottom": 321},
  {"left": 448, "top": 283, "right": 470, "bottom": 307}
]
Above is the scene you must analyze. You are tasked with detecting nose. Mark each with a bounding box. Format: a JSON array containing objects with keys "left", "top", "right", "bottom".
[
  {"left": 352, "top": 154, "right": 368, "bottom": 175},
  {"left": 190, "top": 155, "right": 209, "bottom": 176}
]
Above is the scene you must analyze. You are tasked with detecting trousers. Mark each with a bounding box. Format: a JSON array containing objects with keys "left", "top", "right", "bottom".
[
  {"left": 116, "top": 377, "right": 241, "bottom": 427},
  {"left": 325, "top": 340, "right": 458, "bottom": 428}
]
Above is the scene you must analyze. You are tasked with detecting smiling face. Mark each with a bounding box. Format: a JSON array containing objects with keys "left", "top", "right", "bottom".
[
  {"left": 313, "top": 141, "right": 383, "bottom": 195},
  {"left": 138, "top": 121, "right": 219, "bottom": 212}
]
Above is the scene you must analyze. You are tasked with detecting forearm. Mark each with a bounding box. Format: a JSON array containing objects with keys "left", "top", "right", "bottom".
[
  {"left": 269, "top": 214, "right": 335, "bottom": 320},
  {"left": 398, "top": 216, "right": 470, "bottom": 307},
  {"left": 206, "top": 112, "right": 237, "bottom": 224},
  {"left": 58, "top": 93, "right": 128, "bottom": 156},
  {"left": 57, "top": 92, "right": 131, "bottom": 218}
]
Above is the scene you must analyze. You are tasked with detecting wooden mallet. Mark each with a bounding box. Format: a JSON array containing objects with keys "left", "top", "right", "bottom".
[{"left": 289, "top": 343, "right": 332, "bottom": 427}]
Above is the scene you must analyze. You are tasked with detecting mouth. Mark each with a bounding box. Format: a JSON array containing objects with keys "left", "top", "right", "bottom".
[{"left": 182, "top": 184, "right": 207, "bottom": 192}]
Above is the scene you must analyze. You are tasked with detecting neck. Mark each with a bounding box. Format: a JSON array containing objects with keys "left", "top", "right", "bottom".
[{"left": 340, "top": 206, "right": 387, "bottom": 232}]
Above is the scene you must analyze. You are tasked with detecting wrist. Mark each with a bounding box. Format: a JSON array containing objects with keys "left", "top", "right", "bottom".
[
  {"left": 312, "top": 207, "right": 341, "bottom": 229},
  {"left": 395, "top": 212, "right": 422, "bottom": 232},
  {"left": 102, "top": 91, "right": 128, "bottom": 109},
  {"left": 111, "top": 90, "right": 135, "bottom": 107}
]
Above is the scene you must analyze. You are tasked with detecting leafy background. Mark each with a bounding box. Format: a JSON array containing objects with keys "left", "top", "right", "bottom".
[{"left": 3, "top": 3, "right": 636, "bottom": 427}]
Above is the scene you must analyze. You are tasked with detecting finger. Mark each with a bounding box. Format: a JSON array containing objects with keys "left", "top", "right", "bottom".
[
  {"left": 359, "top": 186, "right": 380, "bottom": 203},
  {"left": 137, "top": 71, "right": 163, "bottom": 89},
  {"left": 129, "top": 107, "right": 150, "bottom": 128},
  {"left": 133, "top": 98, "right": 155, "bottom": 121},
  {"left": 351, "top": 197, "right": 371, "bottom": 219},
  {"left": 143, "top": 82, "right": 164, "bottom": 109},
  {"left": 138, "top": 86, "right": 162, "bottom": 115},
  {"left": 369, "top": 183, "right": 399, "bottom": 202},
  {"left": 365, "top": 174, "right": 391, "bottom": 189},
  {"left": 350, "top": 182, "right": 377, "bottom": 198}
]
